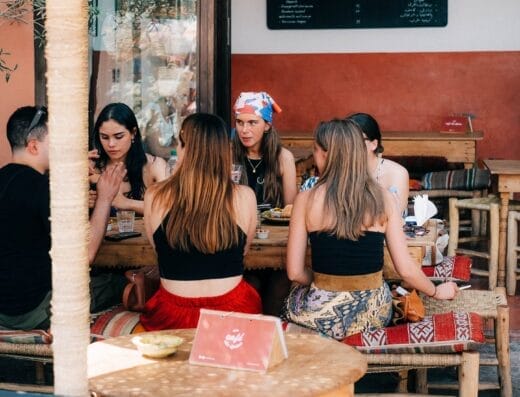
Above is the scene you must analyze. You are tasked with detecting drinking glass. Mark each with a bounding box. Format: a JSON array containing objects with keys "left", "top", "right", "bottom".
[
  {"left": 231, "top": 164, "right": 243, "bottom": 184},
  {"left": 116, "top": 210, "right": 135, "bottom": 233}
]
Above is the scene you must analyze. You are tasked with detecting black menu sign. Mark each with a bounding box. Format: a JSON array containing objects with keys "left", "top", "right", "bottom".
[{"left": 267, "top": 0, "right": 448, "bottom": 30}]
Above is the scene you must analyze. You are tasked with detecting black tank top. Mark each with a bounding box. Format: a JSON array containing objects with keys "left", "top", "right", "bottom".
[
  {"left": 153, "top": 220, "right": 246, "bottom": 281},
  {"left": 310, "top": 231, "right": 384, "bottom": 275},
  {"left": 245, "top": 158, "right": 266, "bottom": 204}
]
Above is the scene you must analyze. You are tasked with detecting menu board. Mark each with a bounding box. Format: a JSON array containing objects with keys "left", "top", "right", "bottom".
[{"left": 267, "top": 0, "right": 448, "bottom": 30}]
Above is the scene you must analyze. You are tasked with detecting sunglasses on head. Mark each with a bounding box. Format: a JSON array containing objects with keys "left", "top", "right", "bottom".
[{"left": 28, "top": 106, "right": 47, "bottom": 132}]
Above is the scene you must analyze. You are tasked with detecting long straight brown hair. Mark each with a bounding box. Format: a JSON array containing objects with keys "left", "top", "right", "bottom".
[
  {"left": 233, "top": 124, "right": 283, "bottom": 207},
  {"left": 151, "top": 113, "right": 239, "bottom": 253},
  {"left": 311, "top": 119, "right": 387, "bottom": 240}
]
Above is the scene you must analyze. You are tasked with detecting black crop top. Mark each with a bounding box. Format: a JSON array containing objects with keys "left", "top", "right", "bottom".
[
  {"left": 153, "top": 221, "right": 246, "bottom": 281},
  {"left": 310, "top": 231, "right": 385, "bottom": 276}
]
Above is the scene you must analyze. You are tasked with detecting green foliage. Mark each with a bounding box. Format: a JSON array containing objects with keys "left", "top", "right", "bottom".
[{"left": 0, "top": 48, "right": 18, "bottom": 82}]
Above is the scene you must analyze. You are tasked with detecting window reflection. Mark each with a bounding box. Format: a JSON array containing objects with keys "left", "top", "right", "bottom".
[{"left": 90, "top": 0, "right": 197, "bottom": 158}]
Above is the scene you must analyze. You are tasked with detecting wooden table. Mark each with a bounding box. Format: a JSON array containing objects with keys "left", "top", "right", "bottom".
[
  {"left": 88, "top": 329, "right": 367, "bottom": 397},
  {"left": 282, "top": 131, "right": 483, "bottom": 169},
  {"left": 483, "top": 159, "right": 520, "bottom": 288},
  {"left": 93, "top": 219, "right": 437, "bottom": 280}
]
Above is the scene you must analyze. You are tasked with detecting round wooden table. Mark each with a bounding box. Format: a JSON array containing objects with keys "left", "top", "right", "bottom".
[{"left": 88, "top": 329, "right": 367, "bottom": 397}]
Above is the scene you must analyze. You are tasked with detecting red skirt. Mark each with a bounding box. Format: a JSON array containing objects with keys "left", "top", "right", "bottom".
[{"left": 140, "top": 279, "right": 262, "bottom": 331}]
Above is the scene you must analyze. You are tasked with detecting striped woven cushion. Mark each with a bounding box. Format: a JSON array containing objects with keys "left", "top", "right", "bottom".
[
  {"left": 0, "top": 305, "right": 141, "bottom": 345},
  {"left": 90, "top": 305, "right": 141, "bottom": 342},
  {"left": 0, "top": 328, "right": 52, "bottom": 344},
  {"left": 421, "top": 168, "right": 490, "bottom": 190},
  {"left": 342, "top": 311, "right": 483, "bottom": 354},
  {"left": 422, "top": 255, "right": 472, "bottom": 282}
]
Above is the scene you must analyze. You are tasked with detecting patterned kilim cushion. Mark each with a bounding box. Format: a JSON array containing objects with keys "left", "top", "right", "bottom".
[
  {"left": 0, "top": 328, "right": 52, "bottom": 344},
  {"left": 342, "top": 311, "right": 483, "bottom": 354},
  {"left": 422, "top": 255, "right": 472, "bottom": 282},
  {"left": 90, "top": 305, "right": 141, "bottom": 342},
  {"left": 421, "top": 168, "right": 491, "bottom": 191}
]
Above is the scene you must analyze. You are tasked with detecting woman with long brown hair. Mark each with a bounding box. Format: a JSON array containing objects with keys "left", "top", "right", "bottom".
[
  {"left": 283, "top": 118, "right": 458, "bottom": 340},
  {"left": 232, "top": 91, "right": 297, "bottom": 315},
  {"left": 140, "top": 113, "right": 261, "bottom": 330}
]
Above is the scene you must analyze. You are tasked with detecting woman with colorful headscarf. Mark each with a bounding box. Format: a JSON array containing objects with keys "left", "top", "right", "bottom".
[
  {"left": 232, "top": 91, "right": 297, "bottom": 315},
  {"left": 232, "top": 91, "right": 297, "bottom": 207}
]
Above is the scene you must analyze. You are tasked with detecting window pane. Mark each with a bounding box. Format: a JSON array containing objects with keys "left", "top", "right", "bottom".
[{"left": 89, "top": 0, "right": 197, "bottom": 158}]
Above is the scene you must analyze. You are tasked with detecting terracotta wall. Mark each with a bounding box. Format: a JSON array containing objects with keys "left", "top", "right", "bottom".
[
  {"left": 231, "top": 51, "right": 520, "bottom": 161},
  {"left": 0, "top": 20, "right": 35, "bottom": 167}
]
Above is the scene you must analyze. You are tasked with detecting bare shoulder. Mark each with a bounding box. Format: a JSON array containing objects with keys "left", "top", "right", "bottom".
[
  {"left": 147, "top": 153, "right": 167, "bottom": 169},
  {"left": 384, "top": 158, "right": 409, "bottom": 177},
  {"left": 279, "top": 147, "right": 295, "bottom": 162},
  {"left": 235, "top": 184, "right": 256, "bottom": 202},
  {"left": 233, "top": 185, "right": 256, "bottom": 226},
  {"left": 145, "top": 153, "right": 167, "bottom": 181},
  {"left": 293, "top": 188, "right": 314, "bottom": 213},
  {"left": 278, "top": 147, "right": 296, "bottom": 176}
]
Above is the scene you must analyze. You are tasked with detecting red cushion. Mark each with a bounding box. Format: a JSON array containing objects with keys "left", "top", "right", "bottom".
[
  {"left": 409, "top": 179, "right": 422, "bottom": 191},
  {"left": 342, "top": 311, "right": 483, "bottom": 354},
  {"left": 422, "top": 255, "right": 472, "bottom": 282}
]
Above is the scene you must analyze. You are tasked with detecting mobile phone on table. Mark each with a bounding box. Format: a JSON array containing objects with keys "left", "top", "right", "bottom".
[{"left": 104, "top": 231, "right": 141, "bottom": 241}]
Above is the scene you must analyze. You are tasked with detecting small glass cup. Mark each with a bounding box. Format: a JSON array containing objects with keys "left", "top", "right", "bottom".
[
  {"left": 256, "top": 209, "right": 262, "bottom": 228},
  {"left": 116, "top": 210, "right": 135, "bottom": 233},
  {"left": 231, "top": 164, "right": 243, "bottom": 184}
]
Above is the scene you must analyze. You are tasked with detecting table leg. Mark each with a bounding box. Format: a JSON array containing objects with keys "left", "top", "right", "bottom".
[{"left": 498, "top": 192, "right": 510, "bottom": 287}]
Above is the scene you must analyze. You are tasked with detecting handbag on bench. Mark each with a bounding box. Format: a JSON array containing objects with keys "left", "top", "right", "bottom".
[
  {"left": 392, "top": 289, "right": 425, "bottom": 325},
  {"left": 122, "top": 266, "right": 160, "bottom": 312}
]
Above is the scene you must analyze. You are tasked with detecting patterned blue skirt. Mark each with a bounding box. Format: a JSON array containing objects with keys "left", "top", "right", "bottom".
[{"left": 282, "top": 282, "right": 393, "bottom": 340}]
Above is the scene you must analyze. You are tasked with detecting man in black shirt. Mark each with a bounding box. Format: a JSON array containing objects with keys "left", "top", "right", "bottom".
[{"left": 0, "top": 106, "right": 126, "bottom": 329}]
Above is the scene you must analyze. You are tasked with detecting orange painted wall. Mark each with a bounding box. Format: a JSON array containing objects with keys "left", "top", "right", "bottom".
[
  {"left": 0, "top": 20, "right": 35, "bottom": 167},
  {"left": 232, "top": 52, "right": 520, "bottom": 160}
]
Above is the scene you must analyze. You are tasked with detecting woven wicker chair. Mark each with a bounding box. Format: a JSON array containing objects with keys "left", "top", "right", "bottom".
[
  {"left": 286, "top": 319, "right": 481, "bottom": 395},
  {"left": 364, "top": 351, "right": 480, "bottom": 395},
  {"left": 0, "top": 342, "right": 53, "bottom": 393},
  {"left": 422, "top": 287, "right": 511, "bottom": 397}
]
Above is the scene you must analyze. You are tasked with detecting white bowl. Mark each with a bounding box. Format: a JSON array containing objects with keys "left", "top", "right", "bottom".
[
  {"left": 256, "top": 229, "right": 270, "bottom": 239},
  {"left": 131, "top": 334, "right": 184, "bottom": 358}
]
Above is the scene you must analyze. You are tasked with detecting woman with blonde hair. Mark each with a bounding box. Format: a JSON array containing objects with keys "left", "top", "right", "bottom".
[
  {"left": 283, "top": 119, "right": 458, "bottom": 340},
  {"left": 301, "top": 112, "right": 409, "bottom": 217},
  {"left": 140, "top": 113, "right": 261, "bottom": 330}
]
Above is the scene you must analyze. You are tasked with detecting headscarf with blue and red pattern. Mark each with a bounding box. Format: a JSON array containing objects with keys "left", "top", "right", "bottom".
[{"left": 233, "top": 91, "right": 282, "bottom": 123}]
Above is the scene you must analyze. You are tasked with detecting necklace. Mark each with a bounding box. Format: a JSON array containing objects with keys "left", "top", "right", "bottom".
[{"left": 246, "top": 157, "right": 263, "bottom": 174}]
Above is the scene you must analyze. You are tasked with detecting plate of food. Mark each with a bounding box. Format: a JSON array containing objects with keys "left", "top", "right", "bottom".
[{"left": 261, "top": 205, "right": 292, "bottom": 224}]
